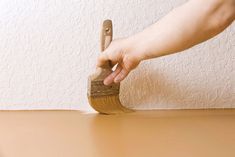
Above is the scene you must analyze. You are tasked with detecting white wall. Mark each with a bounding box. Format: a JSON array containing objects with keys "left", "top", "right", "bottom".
[{"left": 0, "top": 0, "right": 234, "bottom": 111}]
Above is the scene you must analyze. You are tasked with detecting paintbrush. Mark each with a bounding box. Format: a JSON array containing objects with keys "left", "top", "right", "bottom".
[{"left": 87, "top": 19, "right": 133, "bottom": 114}]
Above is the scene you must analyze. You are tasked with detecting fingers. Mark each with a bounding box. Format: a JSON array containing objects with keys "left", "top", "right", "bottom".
[
  {"left": 103, "top": 64, "right": 122, "bottom": 85},
  {"left": 114, "top": 68, "right": 130, "bottom": 83},
  {"left": 96, "top": 39, "right": 135, "bottom": 85},
  {"left": 103, "top": 63, "right": 130, "bottom": 86},
  {"left": 97, "top": 43, "right": 121, "bottom": 68},
  {"left": 101, "top": 54, "right": 134, "bottom": 85}
]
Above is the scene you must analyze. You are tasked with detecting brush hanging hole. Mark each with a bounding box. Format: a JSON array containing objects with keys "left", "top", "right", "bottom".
[{"left": 105, "top": 28, "right": 110, "bottom": 33}]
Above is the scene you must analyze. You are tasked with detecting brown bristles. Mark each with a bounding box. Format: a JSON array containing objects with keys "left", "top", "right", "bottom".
[{"left": 88, "top": 95, "right": 133, "bottom": 114}]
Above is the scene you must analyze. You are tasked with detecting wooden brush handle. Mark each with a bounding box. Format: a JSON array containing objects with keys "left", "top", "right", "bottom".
[{"left": 100, "top": 20, "right": 113, "bottom": 69}]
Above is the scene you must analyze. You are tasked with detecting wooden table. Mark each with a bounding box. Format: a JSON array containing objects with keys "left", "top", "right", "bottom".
[{"left": 0, "top": 109, "right": 234, "bottom": 157}]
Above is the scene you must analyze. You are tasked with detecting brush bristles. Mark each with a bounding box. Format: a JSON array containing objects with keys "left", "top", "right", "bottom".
[
  {"left": 87, "top": 79, "right": 119, "bottom": 97},
  {"left": 88, "top": 95, "right": 133, "bottom": 114},
  {"left": 87, "top": 73, "right": 133, "bottom": 114}
]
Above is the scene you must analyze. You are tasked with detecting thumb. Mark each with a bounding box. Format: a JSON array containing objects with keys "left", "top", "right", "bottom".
[
  {"left": 97, "top": 52, "right": 109, "bottom": 67},
  {"left": 96, "top": 44, "right": 120, "bottom": 68}
]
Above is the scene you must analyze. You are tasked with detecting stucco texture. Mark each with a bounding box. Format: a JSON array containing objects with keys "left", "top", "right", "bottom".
[{"left": 0, "top": 0, "right": 234, "bottom": 111}]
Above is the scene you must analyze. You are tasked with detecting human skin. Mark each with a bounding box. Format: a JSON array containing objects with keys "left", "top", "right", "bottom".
[{"left": 97, "top": 0, "right": 235, "bottom": 85}]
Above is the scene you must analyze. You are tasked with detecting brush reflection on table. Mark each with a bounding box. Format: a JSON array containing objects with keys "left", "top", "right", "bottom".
[{"left": 0, "top": 109, "right": 234, "bottom": 157}]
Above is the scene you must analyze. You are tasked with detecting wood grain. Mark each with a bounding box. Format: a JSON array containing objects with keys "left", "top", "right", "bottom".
[{"left": 1, "top": 110, "right": 235, "bottom": 157}]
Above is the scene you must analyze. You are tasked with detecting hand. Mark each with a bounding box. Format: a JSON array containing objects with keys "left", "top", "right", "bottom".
[
  {"left": 96, "top": 0, "right": 235, "bottom": 86},
  {"left": 97, "top": 37, "right": 144, "bottom": 85}
]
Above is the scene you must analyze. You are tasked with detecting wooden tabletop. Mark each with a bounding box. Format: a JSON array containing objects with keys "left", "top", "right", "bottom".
[{"left": 0, "top": 109, "right": 234, "bottom": 157}]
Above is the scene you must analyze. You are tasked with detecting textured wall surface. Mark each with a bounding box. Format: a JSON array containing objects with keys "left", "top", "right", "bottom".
[{"left": 0, "top": 0, "right": 234, "bottom": 111}]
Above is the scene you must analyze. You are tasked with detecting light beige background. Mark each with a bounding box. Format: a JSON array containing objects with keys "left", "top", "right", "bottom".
[{"left": 0, "top": 0, "right": 234, "bottom": 111}]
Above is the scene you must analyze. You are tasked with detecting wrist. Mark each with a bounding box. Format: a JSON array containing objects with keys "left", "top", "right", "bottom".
[{"left": 125, "top": 35, "right": 150, "bottom": 62}]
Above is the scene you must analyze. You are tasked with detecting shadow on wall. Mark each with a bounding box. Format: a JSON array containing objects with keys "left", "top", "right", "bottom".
[{"left": 120, "top": 64, "right": 234, "bottom": 109}]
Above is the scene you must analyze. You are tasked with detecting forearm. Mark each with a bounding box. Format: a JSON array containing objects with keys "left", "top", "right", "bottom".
[
  {"left": 129, "top": 0, "right": 235, "bottom": 60},
  {"left": 98, "top": 0, "right": 235, "bottom": 85}
]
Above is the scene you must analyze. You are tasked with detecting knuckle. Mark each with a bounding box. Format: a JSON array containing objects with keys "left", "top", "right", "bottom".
[
  {"left": 123, "top": 55, "right": 138, "bottom": 71},
  {"left": 120, "top": 69, "right": 127, "bottom": 77}
]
